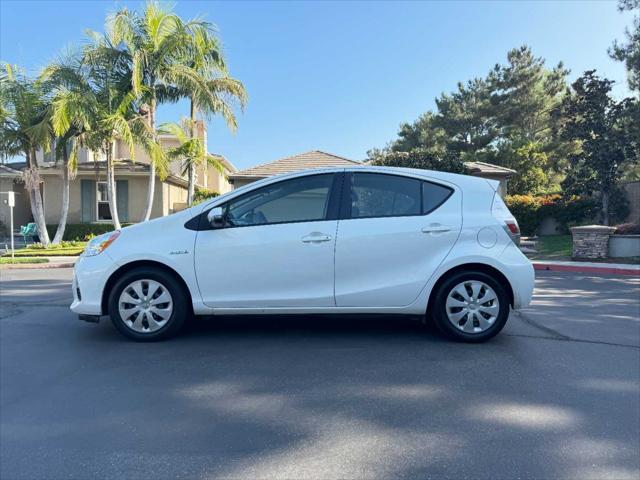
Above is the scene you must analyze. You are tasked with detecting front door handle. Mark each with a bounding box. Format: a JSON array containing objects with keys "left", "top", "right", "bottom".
[
  {"left": 421, "top": 224, "right": 451, "bottom": 235},
  {"left": 301, "top": 232, "right": 332, "bottom": 243}
]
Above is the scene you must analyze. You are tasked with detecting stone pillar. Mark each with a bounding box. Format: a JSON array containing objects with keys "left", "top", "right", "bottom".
[{"left": 570, "top": 225, "right": 616, "bottom": 260}]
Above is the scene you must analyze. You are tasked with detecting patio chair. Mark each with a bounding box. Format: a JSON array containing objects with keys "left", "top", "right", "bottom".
[{"left": 20, "top": 223, "right": 38, "bottom": 245}]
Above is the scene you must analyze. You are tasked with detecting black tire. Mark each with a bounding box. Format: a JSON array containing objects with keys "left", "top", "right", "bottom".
[
  {"left": 108, "top": 267, "right": 190, "bottom": 341},
  {"left": 429, "top": 270, "right": 510, "bottom": 343}
]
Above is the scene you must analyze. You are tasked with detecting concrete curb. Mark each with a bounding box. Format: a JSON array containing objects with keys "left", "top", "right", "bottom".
[{"left": 533, "top": 261, "right": 639, "bottom": 277}]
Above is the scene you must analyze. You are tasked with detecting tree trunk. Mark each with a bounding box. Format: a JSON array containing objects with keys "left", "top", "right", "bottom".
[
  {"left": 187, "top": 99, "right": 197, "bottom": 206},
  {"left": 106, "top": 145, "right": 121, "bottom": 230},
  {"left": 601, "top": 189, "right": 610, "bottom": 226},
  {"left": 142, "top": 97, "right": 157, "bottom": 221},
  {"left": 25, "top": 148, "right": 51, "bottom": 246},
  {"left": 52, "top": 143, "right": 70, "bottom": 244}
]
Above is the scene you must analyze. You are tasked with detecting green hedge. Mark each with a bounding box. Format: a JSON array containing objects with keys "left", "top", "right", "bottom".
[
  {"left": 504, "top": 194, "right": 599, "bottom": 236},
  {"left": 45, "top": 223, "right": 132, "bottom": 241},
  {"left": 0, "top": 257, "right": 49, "bottom": 264}
]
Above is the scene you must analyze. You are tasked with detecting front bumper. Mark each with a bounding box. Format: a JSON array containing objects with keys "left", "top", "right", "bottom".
[{"left": 70, "top": 252, "right": 118, "bottom": 316}]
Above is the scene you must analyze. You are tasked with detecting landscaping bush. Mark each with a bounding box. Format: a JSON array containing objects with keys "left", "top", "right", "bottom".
[
  {"left": 46, "top": 223, "right": 132, "bottom": 241},
  {"left": 614, "top": 223, "right": 640, "bottom": 235},
  {"left": 502, "top": 195, "right": 541, "bottom": 235},
  {"left": 504, "top": 194, "right": 598, "bottom": 235}
]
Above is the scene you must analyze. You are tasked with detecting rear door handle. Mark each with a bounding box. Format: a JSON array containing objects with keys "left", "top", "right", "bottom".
[
  {"left": 301, "top": 232, "right": 332, "bottom": 243},
  {"left": 421, "top": 224, "right": 451, "bottom": 234}
]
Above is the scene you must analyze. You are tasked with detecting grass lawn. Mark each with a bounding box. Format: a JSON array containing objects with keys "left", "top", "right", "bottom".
[
  {"left": 2, "top": 242, "right": 86, "bottom": 258},
  {"left": 0, "top": 257, "right": 49, "bottom": 264},
  {"left": 534, "top": 235, "right": 573, "bottom": 260}
]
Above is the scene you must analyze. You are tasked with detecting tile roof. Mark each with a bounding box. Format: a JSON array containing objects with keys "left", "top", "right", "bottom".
[
  {"left": 0, "top": 163, "right": 25, "bottom": 177},
  {"left": 464, "top": 161, "right": 517, "bottom": 177},
  {"left": 229, "top": 150, "right": 361, "bottom": 179}
]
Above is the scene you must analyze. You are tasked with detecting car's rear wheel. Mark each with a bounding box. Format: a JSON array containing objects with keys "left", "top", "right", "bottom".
[
  {"left": 108, "top": 268, "right": 189, "bottom": 341},
  {"left": 430, "top": 270, "right": 510, "bottom": 342}
]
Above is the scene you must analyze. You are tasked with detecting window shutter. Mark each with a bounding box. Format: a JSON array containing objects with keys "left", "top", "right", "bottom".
[
  {"left": 81, "top": 179, "right": 95, "bottom": 223},
  {"left": 116, "top": 180, "right": 129, "bottom": 223}
]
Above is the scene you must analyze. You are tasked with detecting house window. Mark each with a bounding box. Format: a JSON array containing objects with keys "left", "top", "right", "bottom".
[{"left": 96, "top": 182, "right": 112, "bottom": 221}]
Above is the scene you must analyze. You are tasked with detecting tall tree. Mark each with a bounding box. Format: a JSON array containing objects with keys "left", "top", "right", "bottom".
[
  {"left": 39, "top": 53, "right": 83, "bottom": 244},
  {"left": 0, "top": 64, "right": 52, "bottom": 245},
  {"left": 557, "top": 71, "right": 636, "bottom": 225},
  {"left": 44, "top": 32, "right": 160, "bottom": 230},
  {"left": 180, "top": 25, "right": 246, "bottom": 206},
  {"left": 159, "top": 118, "right": 226, "bottom": 196},
  {"left": 433, "top": 78, "right": 498, "bottom": 155},
  {"left": 489, "top": 46, "right": 569, "bottom": 142},
  {"left": 609, "top": 0, "right": 640, "bottom": 92},
  {"left": 110, "top": 1, "right": 221, "bottom": 221}
]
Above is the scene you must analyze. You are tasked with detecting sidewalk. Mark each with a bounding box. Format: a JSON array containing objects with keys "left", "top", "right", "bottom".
[{"left": 533, "top": 259, "right": 639, "bottom": 276}]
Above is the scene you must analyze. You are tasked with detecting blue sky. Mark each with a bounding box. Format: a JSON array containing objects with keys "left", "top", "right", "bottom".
[{"left": 0, "top": 0, "right": 634, "bottom": 170}]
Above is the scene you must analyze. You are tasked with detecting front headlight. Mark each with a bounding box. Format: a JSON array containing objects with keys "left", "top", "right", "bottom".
[{"left": 83, "top": 231, "right": 120, "bottom": 257}]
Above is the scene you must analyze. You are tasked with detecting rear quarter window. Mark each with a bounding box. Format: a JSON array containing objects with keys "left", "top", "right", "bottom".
[{"left": 422, "top": 181, "right": 453, "bottom": 214}]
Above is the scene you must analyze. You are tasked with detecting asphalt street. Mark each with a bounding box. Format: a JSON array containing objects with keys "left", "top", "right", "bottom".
[{"left": 0, "top": 268, "right": 639, "bottom": 480}]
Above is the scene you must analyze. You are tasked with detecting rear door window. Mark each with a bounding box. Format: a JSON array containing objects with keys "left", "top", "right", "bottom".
[{"left": 349, "top": 173, "right": 421, "bottom": 218}]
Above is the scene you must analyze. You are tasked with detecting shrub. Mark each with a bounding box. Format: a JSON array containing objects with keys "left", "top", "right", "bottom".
[
  {"left": 46, "top": 224, "right": 132, "bottom": 241},
  {"left": 0, "top": 257, "right": 49, "bottom": 264},
  {"left": 614, "top": 223, "right": 640, "bottom": 235},
  {"left": 504, "top": 194, "right": 598, "bottom": 235},
  {"left": 503, "top": 195, "right": 541, "bottom": 235}
]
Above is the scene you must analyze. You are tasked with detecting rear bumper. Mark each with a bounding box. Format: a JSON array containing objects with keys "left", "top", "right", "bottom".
[{"left": 499, "top": 243, "right": 535, "bottom": 309}]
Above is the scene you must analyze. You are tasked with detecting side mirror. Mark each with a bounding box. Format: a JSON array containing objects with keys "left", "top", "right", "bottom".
[{"left": 207, "top": 206, "right": 226, "bottom": 228}]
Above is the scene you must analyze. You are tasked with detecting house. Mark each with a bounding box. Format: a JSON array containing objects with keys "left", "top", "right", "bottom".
[
  {"left": 0, "top": 163, "right": 31, "bottom": 237},
  {"left": 3, "top": 121, "right": 236, "bottom": 231},
  {"left": 463, "top": 161, "right": 516, "bottom": 196},
  {"left": 228, "top": 150, "right": 362, "bottom": 189},
  {"left": 228, "top": 150, "right": 516, "bottom": 195}
]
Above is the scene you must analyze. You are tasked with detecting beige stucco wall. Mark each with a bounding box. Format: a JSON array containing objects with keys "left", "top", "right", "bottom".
[
  {"left": 42, "top": 173, "right": 165, "bottom": 225},
  {"left": 163, "top": 182, "right": 189, "bottom": 214},
  {"left": 0, "top": 177, "right": 31, "bottom": 235}
]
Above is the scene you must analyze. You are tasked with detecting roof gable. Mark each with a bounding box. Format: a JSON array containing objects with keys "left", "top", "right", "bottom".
[{"left": 229, "top": 150, "right": 360, "bottom": 179}]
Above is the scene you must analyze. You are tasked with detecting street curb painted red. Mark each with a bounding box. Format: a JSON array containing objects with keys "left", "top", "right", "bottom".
[{"left": 533, "top": 263, "right": 639, "bottom": 276}]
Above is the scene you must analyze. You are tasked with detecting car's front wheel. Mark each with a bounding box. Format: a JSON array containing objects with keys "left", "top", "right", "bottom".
[
  {"left": 430, "top": 270, "right": 510, "bottom": 342},
  {"left": 108, "top": 267, "right": 189, "bottom": 341}
]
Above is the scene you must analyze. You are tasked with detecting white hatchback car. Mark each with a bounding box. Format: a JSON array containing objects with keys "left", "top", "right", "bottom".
[{"left": 71, "top": 166, "right": 534, "bottom": 342}]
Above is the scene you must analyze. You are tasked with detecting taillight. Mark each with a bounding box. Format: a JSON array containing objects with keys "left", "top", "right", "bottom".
[
  {"left": 492, "top": 194, "right": 521, "bottom": 245},
  {"left": 505, "top": 221, "right": 519, "bottom": 235}
]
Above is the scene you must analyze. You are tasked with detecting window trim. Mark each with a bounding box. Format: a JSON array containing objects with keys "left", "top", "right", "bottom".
[
  {"left": 189, "top": 172, "right": 342, "bottom": 231},
  {"left": 339, "top": 172, "right": 453, "bottom": 220},
  {"left": 95, "top": 181, "right": 112, "bottom": 223}
]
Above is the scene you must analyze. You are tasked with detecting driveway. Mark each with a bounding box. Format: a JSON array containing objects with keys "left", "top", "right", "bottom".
[{"left": 1, "top": 269, "right": 639, "bottom": 479}]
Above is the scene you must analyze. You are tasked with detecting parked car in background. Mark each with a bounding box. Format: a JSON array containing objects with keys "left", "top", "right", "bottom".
[{"left": 71, "top": 166, "right": 534, "bottom": 342}]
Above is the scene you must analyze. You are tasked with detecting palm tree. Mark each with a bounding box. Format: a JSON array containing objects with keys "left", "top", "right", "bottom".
[
  {"left": 159, "top": 118, "right": 226, "bottom": 196},
  {"left": 43, "top": 32, "right": 161, "bottom": 230},
  {"left": 180, "top": 26, "right": 247, "bottom": 205},
  {"left": 109, "top": 1, "right": 218, "bottom": 221},
  {"left": 39, "top": 53, "right": 84, "bottom": 244},
  {"left": 0, "top": 64, "right": 53, "bottom": 245}
]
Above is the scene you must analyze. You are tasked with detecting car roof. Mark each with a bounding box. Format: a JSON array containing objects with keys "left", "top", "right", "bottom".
[{"left": 205, "top": 165, "right": 495, "bottom": 210}]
